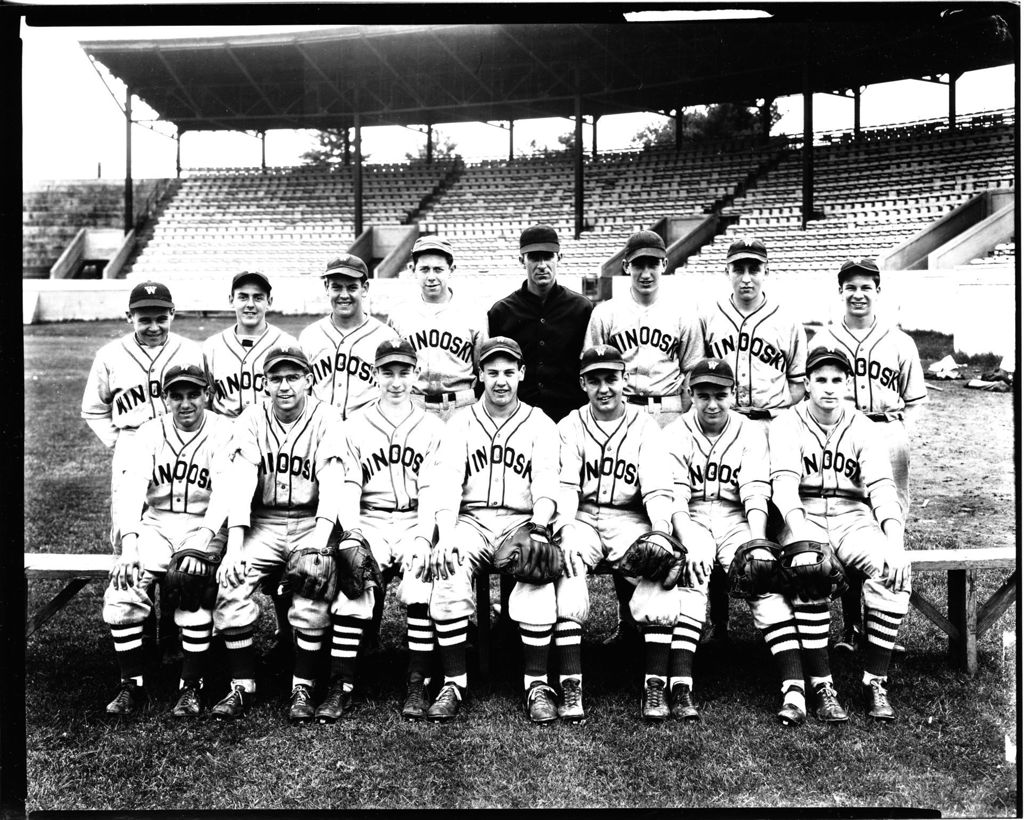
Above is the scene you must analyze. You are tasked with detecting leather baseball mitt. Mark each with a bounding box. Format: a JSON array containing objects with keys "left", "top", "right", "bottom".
[
  {"left": 165, "top": 548, "right": 221, "bottom": 612},
  {"left": 619, "top": 531, "right": 687, "bottom": 589},
  {"left": 778, "top": 540, "right": 849, "bottom": 602},
  {"left": 727, "top": 538, "right": 782, "bottom": 600},
  {"left": 493, "top": 522, "right": 564, "bottom": 585},
  {"left": 332, "top": 527, "right": 384, "bottom": 600},
  {"left": 284, "top": 541, "right": 339, "bottom": 602}
]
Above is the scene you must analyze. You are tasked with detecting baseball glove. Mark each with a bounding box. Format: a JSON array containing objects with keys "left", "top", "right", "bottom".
[
  {"left": 165, "top": 549, "right": 221, "bottom": 612},
  {"left": 332, "top": 528, "right": 384, "bottom": 600},
  {"left": 728, "top": 539, "right": 782, "bottom": 600},
  {"left": 493, "top": 522, "right": 564, "bottom": 585},
  {"left": 778, "top": 540, "right": 849, "bottom": 602},
  {"left": 284, "top": 541, "right": 339, "bottom": 602},
  {"left": 618, "top": 531, "right": 687, "bottom": 589}
]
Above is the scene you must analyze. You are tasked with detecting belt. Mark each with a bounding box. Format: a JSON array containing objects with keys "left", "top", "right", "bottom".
[
  {"left": 365, "top": 504, "right": 417, "bottom": 513},
  {"left": 423, "top": 389, "right": 474, "bottom": 404},
  {"left": 625, "top": 394, "right": 682, "bottom": 409},
  {"left": 866, "top": 412, "right": 904, "bottom": 423},
  {"left": 735, "top": 408, "right": 774, "bottom": 420}
]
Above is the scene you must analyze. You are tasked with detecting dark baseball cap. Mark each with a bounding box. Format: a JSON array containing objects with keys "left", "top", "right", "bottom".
[
  {"left": 837, "top": 257, "right": 881, "bottom": 284},
  {"left": 162, "top": 364, "right": 209, "bottom": 392},
  {"left": 519, "top": 224, "right": 560, "bottom": 255},
  {"left": 128, "top": 281, "right": 174, "bottom": 311},
  {"left": 322, "top": 254, "right": 369, "bottom": 279},
  {"left": 411, "top": 235, "right": 454, "bottom": 262},
  {"left": 688, "top": 358, "right": 735, "bottom": 388},
  {"left": 579, "top": 344, "right": 626, "bottom": 376},
  {"left": 623, "top": 230, "right": 667, "bottom": 263},
  {"left": 725, "top": 237, "right": 768, "bottom": 264},
  {"left": 263, "top": 345, "right": 311, "bottom": 373},
  {"left": 806, "top": 346, "right": 853, "bottom": 375},
  {"left": 479, "top": 336, "right": 523, "bottom": 364},
  {"left": 375, "top": 338, "right": 418, "bottom": 368},
  {"left": 231, "top": 270, "right": 272, "bottom": 293}
]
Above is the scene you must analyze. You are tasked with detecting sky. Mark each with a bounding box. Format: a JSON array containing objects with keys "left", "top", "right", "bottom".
[{"left": 21, "top": 21, "right": 1018, "bottom": 181}]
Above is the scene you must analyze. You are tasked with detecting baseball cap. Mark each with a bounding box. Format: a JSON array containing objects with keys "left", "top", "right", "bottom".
[
  {"left": 623, "top": 230, "right": 667, "bottom": 263},
  {"left": 231, "top": 270, "right": 272, "bottom": 293},
  {"left": 128, "top": 281, "right": 174, "bottom": 311},
  {"left": 725, "top": 237, "right": 768, "bottom": 264},
  {"left": 579, "top": 344, "right": 626, "bottom": 376},
  {"left": 688, "top": 358, "right": 735, "bottom": 388},
  {"left": 837, "top": 257, "right": 881, "bottom": 284},
  {"left": 806, "top": 345, "right": 853, "bottom": 375},
  {"left": 411, "top": 235, "right": 454, "bottom": 262},
  {"left": 263, "top": 345, "right": 312, "bottom": 373},
  {"left": 479, "top": 336, "right": 523, "bottom": 364},
  {"left": 375, "top": 338, "right": 418, "bottom": 368},
  {"left": 519, "top": 224, "right": 560, "bottom": 255},
  {"left": 322, "top": 254, "right": 369, "bottom": 279},
  {"left": 162, "top": 364, "right": 209, "bottom": 392}
]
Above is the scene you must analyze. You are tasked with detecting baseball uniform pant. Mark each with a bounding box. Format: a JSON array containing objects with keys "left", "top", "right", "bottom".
[
  {"left": 414, "top": 389, "right": 476, "bottom": 423},
  {"left": 108, "top": 429, "right": 139, "bottom": 553},
  {"left": 626, "top": 395, "right": 683, "bottom": 429},
  {"left": 872, "top": 418, "right": 910, "bottom": 523}
]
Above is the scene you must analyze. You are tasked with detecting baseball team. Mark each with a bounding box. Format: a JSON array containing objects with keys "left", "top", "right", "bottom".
[{"left": 82, "top": 224, "right": 926, "bottom": 727}]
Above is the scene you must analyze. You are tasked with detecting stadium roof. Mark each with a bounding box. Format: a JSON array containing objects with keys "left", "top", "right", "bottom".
[{"left": 79, "top": 7, "right": 1018, "bottom": 133}]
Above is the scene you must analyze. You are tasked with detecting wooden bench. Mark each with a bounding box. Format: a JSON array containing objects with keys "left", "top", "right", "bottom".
[{"left": 24, "top": 553, "right": 111, "bottom": 638}]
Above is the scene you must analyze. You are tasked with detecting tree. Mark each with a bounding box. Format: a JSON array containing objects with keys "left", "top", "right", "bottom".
[
  {"left": 632, "top": 102, "right": 782, "bottom": 149},
  {"left": 302, "top": 128, "right": 355, "bottom": 167},
  {"left": 404, "top": 130, "right": 460, "bottom": 163}
]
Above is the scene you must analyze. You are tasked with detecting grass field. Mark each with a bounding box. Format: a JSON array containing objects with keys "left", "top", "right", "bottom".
[{"left": 23, "top": 315, "right": 1019, "bottom": 812}]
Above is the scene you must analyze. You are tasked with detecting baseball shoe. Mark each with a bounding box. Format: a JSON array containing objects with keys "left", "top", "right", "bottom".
[
  {"left": 641, "top": 678, "right": 670, "bottom": 722},
  {"left": 171, "top": 682, "right": 202, "bottom": 718},
  {"left": 602, "top": 620, "right": 639, "bottom": 647},
  {"left": 426, "top": 682, "right": 464, "bottom": 722},
  {"left": 524, "top": 683, "right": 559, "bottom": 725},
  {"left": 557, "top": 678, "right": 586, "bottom": 724},
  {"left": 211, "top": 685, "right": 249, "bottom": 721},
  {"left": 704, "top": 622, "right": 732, "bottom": 647},
  {"left": 105, "top": 680, "right": 146, "bottom": 716},
  {"left": 315, "top": 679, "right": 353, "bottom": 724},
  {"left": 863, "top": 678, "right": 896, "bottom": 721},
  {"left": 669, "top": 684, "right": 699, "bottom": 722},
  {"left": 812, "top": 681, "right": 849, "bottom": 723},
  {"left": 834, "top": 623, "right": 860, "bottom": 653},
  {"left": 401, "top": 679, "right": 430, "bottom": 721},
  {"left": 288, "top": 684, "right": 316, "bottom": 724}
]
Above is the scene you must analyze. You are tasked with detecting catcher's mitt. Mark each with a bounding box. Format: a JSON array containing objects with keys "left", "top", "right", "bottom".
[
  {"left": 332, "top": 528, "right": 384, "bottom": 600},
  {"left": 165, "top": 548, "right": 221, "bottom": 612},
  {"left": 493, "top": 522, "right": 564, "bottom": 585},
  {"left": 284, "top": 541, "right": 339, "bottom": 602},
  {"left": 778, "top": 540, "right": 848, "bottom": 602},
  {"left": 728, "top": 539, "right": 782, "bottom": 600},
  {"left": 618, "top": 531, "right": 687, "bottom": 589}
]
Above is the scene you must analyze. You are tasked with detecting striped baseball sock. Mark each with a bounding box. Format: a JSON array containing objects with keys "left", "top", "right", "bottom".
[
  {"left": 405, "top": 604, "right": 434, "bottom": 685},
  {"left": 179, "top": 617, "right": 213, "bottom": 682},
  {"left": 791, "top": 602, "right": 831, "bottom": 679},
  {"left": 293, "top": 629, "right": 325, "bottom": 684},
  {"left": 762, "top": 618, "right": 804, "bottom": 684},
  {"left": 222, "top": 626, "right": 256, "bottom": 681},
  {"left": 434, "top": 616, "right": 469, "bottom": 688},
  {"left": 555, "top": 619, "right": 583, "bottom": 679},
  {"left": 519, "top": 622, "right": 554, "bottom": 689},
  {"left": 668, "top": 615, "right": 702, "bottom": 686},
  {"left": 862, "top": 607, "right": 905, "bottom": 679},
  {"left": 328, "top": 615, "right": 366, "bottom": 689},
  {"left": 110, "top": 622, "right": 146, "bottom": 681},
  {"left": 642, "top": 624, "right": 673, "bottom": 681}
]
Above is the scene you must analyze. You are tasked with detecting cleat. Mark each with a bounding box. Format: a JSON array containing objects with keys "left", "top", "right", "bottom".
[
  {"left": 426, "top": 682, "right": 464, "bottom": 722},
  {"left": 835, "top": 623, "right": 860, "bottom": 653},
  {"left": 777, "top": 686, "right": 806, "bottom": 726},
  {"left": 670, "top": 684, "right": 699, "bottom": 722},
  {"left": 864, "top": 678, "right": 896, "bottom": 721},
  {"left": 524, "top": 683, "right": 559, "bottom": 725},
  {"left": 705, "top": 622, "right": 732, "bottom": 647},
  {"left": 641, "top": 678, "right": 670, "bottom": 722},
  {"left": 171, "top": 683, "right": 202, "bottom": 718},
  {"left": 288, "top": 684, "right": 316, "bottom": 723},
  {"left": 813, "top": 681, "right": 849, "bottom": 723},
  {"left": 401, "top": 679, "right": 430, "bottom": 721},
  {"left": 558, "top": 678, "right": 586, "bottom": 723},
  {"left": 602, "top": 620, "right": 639, "bottom": 647},
  {"left": 105, "top": 680, "right": 146, "bottom": 716},
  {"left": 315, "top": 680, "right": 353, "bottom": 724},
  {"left": 211, "top": 685, "right": 248, "bottom": 721}
]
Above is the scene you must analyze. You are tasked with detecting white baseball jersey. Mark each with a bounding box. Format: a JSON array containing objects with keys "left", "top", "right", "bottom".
[
  {"left": 809, "top": 320, "right": 927, "bottom": 415},
  {"left": 116, "top": 411, "right": 234, "bottom": 537},
  {"left": 701, "top": 294, "right": 807, "bottom": 411},
  {"left": 386, "top": 289, "right": 487, "bottom": 396},
  {"left": 768, "top": 403, "right": 901, "bottom": 526},
  {"left": 81, "top": 332, "right": 204, "bottom": 446},
  {"left": 586, "top": 294, "right": 704, "bottom": 396},
  {"left": 202, "top": 324, "right": 299, "bottom": 417},
  {"left": 434, "top": 400, "right": 560, "bottom": 515},
  {"left": 298, "top": 315, "right": 399, "bottom": 419}
]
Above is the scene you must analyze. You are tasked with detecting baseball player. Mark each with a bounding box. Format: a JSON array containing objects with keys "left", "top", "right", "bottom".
[
  {"left": 554, "top": 345, "right": 678, "bottom": 722},
  {"left": 700, "top": 237, "right": 807, "bottom": 645},
  {"left": 320, "top": 338, "right": 446, "bottom": 722},
  {"left": 102, "top": 364, "right": 233, "bottom": 717},
  {"left": 209, "top": 345, "right": 347, "bottom": 723},
  {"left": 386, "top": 235, "right": 487, "bottom": 422},
  {"left": 298, "top": 254, "right": 400, "bottom": 420},
  {"left": 664, "top": 358, "right": 806, "bottom": 724},
  {"left": 769, "top": 346, "right": 911, "bottom": 722},
  {"left": 809, "top": 258, "right": 927, "bottom": 652},
  {"left": 427, "top": 337, "right": 561, "bottom": 722},
  {"left": 585, "top": 229, "right": 704, "bottom": 649}
]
